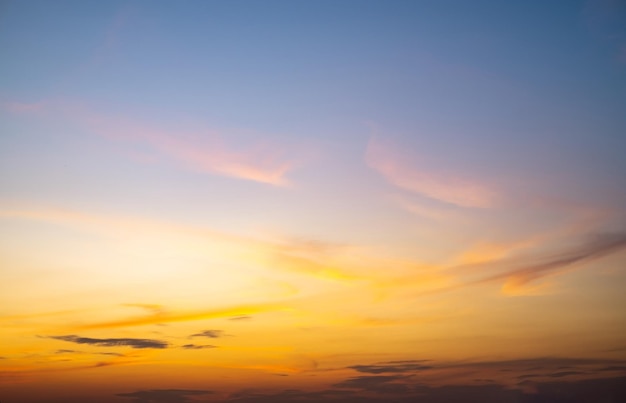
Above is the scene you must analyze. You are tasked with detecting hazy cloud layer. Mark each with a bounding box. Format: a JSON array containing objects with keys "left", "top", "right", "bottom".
[
  {"left": 334, "top": 374, "right": 411, "bottom": 394},
  {"left": 225, "top": 376, "right": 626, "bottom": 403},
  {"left": 49, "top": 335, "right": 168, "bottom": 349},
  {"left": 117, "top": 389, "right": 213, "bottom": 403}
]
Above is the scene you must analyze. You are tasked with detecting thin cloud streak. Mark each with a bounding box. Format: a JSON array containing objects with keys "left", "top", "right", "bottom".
[
  {"left": 76, "top": 303, "right": 285, "bottom": 330},
  {"left": 137, "top": 130, "right": 295, "bottom": 186},
  {"left": 365, "top": 136, "right": 497, "bottom": 208},
  {"left": 80, "top": 105, "right": 298, "bottom": 186},
  {"left": 48, "top": 335, "right": 168, "bottom": 349},
  {"left": 181, "top": 344, "right": 216, "bottom": 350},
  {"left": 190, "top": 330, "right": 224, "bottom": 338},
  {"left": 117, "top": 389, "right": 214, "bottom": 403},
  {"left": 488, "top": 232, "right": 626, "bottom": 294},
  {"left": 2, "top": 99, "right": 298, "bottom": 186}
]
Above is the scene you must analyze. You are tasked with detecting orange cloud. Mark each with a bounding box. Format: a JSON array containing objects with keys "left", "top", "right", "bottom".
[
  {"left": 76, "top": 303, "right": 287, "bottom": 330},
  {"left": 465, "top": 232, "right": 626, "bottom": 295},
  {"left": 0, "top": 205, "right": 367, "bottom": 286},
  {"left": 365, "top": 136, "right": 497, "bottom": 208}
]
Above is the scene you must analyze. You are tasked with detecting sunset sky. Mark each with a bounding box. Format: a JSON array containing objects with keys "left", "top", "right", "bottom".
[{"left": 1, "top": 1, "right": 626, "bottom": 402}]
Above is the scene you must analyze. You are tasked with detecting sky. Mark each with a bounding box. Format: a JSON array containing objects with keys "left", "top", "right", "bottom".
[{"left": 1, "top": 0, "right": 626, "bottom": 402}]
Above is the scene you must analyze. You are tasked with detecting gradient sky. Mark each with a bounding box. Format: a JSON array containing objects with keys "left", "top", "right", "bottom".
[{"left": 1, "top": 1, "right": 626, "bottom": 402}]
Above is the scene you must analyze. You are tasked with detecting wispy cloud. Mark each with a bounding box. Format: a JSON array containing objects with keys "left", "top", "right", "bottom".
[
  {"left": 479, "top": 232, "right": 626, "bottom": 294},
  {"left": 76, "top": 303, "right": 284, "bottom": 330},
  {"left": 117, "top": 389, "right": 213, "bottom": 403},
  {"left": 365, "top": 136, "right": 497, "bottom": 208},
  {"left": 2, "top": 99, "right": 299, "bottom": 185},
  {"left": 55, "top": 349, "right": 124, "bottom": 357},
  {"left": 190, "top": 329, "right": 224, "bottom": 338},
  {"left": 181, "top": 344, "right": 217, "bottom": 350},
  {"left": 333, "top": 374, "right": 412, "bottom": 394},
  {"left": 0, "top": 206, "right": 363, "bottom": 284},
  {"left": 229, "top": 315, "right": 252, "bottom": 321},
  {"left": 83, "top": 106, "right": 299, "bottom": 186},
  {"left": 1, "top": 101, "right": 46, "bottom": 114},
  {"left": 349, "top": 360, "right": 432, "bottom": 374},
  {"left": 48, "top": 335, "right": 168, "bottom": 349}
]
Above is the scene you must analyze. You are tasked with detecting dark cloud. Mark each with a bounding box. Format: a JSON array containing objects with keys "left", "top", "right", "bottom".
[
  {"left": 117, "top": 389, "right": 213, "bottom": 403},
  {"left": 599, "top": 365, "right": 626, "bottom": 372},
  {"left": 54, "top": 349, "right": 124, "bottom": 357},
  {"left": 229, "top": 315, "right": 252, "bottom": 321},
  {"left": 227, "top": 389, "right": 358, "bottom": 402},
  {"left": 349, "top": 360, "right": 432, "bottom": 374},
  {"left": 99, "top": 351, "right": 125, "bottom": 356},
  {"left": 190, "top": 329, "right": 224, "bottom": 338},
  {"left": 350, "top": 357, "right": 626, "bottom": 377},
  {"left": 333, "top": 375, "right": 411, "bottom": 394},
  {"left": 50, "top": 335, "right": 168, "bottom": 349},
  {"left": 181, "top": 344, "right": 216, "bottom": 350},
  {"left": 225, "top": 377, "right": 626, "bottom": 403},
  {"left": 529, "top": 376, "right": 626, "bottom": 403},
  {"left": 548, "top": 371, "right": 584, "bottom": 378},
  {"left": 446, "top": 356, "right": 626, "bottom": 371}
]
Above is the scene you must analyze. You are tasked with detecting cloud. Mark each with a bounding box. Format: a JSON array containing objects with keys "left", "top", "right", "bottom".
[
  {"left": 348, "top": 360, "right": 432, "bottom": 374},
  {"left": 333, "top": 375, "right": 410, "bottom": 391},
  {"left": 548, "top": 371, "right": 585, "bottom": 378},
  {"left": 224, "top": 376, "right": 626, "bottom": 403},
  {"left": 1, "top": 101, "right": 45, "bottom": 114},
  {"left": 2, "top": 99, "right": 299, "bottom": 185},
  {"left": 344, "top": 356, "right": 626, "bottom": 390},
  {"left": 117, "top": 389, "right": 213, "bottom": 403},
  {"left": 227, "top": 389, "right": 358, "bottom": 402},
  {"left": 152, "top": 134, "right": 294, "bottom": 186},
  {"left": 480, "top": 232, "right": 626, "bottom": 294},
  {"left": 76, "top": 301, "right": 280, "bottom": 334},
  {"left": 76, "top": 106, "right": 297, "bottom": 186},
  {"left": 365, "top": 136, "right": 497, "bottom": 208},
  {"left": 0, "top": 205, "right": 359, "bottom": 291},
  {"left": 229, "top": 315, "right": 252, "bottom": 321},
  {"left": 181, "top": 344, "right": 216, "bottom": 350},
  {"left": 77, "top": 303, "right": 283, "bottom": 330},
  {"left": 190, "top": 329, "right": 224, "bottom": 338},
  {"left": 49, "top": 335, "right": 168, "bottom": 349},
  {"left": 445, "top": 356, "right": 626, "bottom": 372},
  {"left": 55, "top": 349, "right": 124, "bottom": 357}
]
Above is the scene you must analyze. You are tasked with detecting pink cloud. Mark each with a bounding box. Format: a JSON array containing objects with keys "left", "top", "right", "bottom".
[
  {"left": 3, "top": 97, "right": 297, "bottom": 185},
  {"left": 365, "top": 136, "right": 497, "bottom": 208},
  {"left": 147, "top": 133, "right": 293, "bottom": 186},
  {"left": 2, "top": 101, "right": 45, "bottom": 114},
  {"left": 84, "top": 111, "right": 297, "bottom": 186},
  {"left": 8, "top": 100, "right": 297, "bottom": 186}
]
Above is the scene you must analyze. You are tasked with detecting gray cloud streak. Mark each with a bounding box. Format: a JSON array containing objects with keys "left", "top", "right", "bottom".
[{"left": 49, "top": 335, "right": 168, "bottom": 349}]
